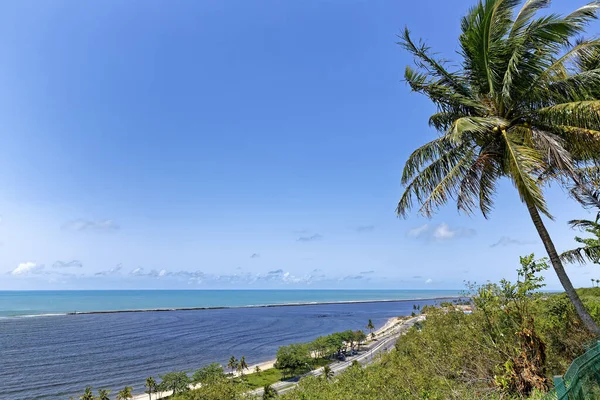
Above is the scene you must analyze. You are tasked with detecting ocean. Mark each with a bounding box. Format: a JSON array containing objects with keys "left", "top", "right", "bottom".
[{"left": 0, "top": 290, "right": 459, "bottom": 399}]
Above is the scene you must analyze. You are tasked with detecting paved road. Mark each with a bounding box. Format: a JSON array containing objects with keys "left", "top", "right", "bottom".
[{"left": 249, "top": 315, "right": 425, "bottom": 397}]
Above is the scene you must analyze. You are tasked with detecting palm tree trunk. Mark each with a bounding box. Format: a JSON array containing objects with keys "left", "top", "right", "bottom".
[{"left": 526, "top": 202, "right": 600, "bottom": 335}]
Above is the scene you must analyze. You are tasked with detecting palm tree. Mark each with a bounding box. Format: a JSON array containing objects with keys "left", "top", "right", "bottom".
[
  {"left": 97, "top": 389, "right": 111, "bottom": 400},
  {"left": 227, "top": 355, "right": 238, "bottom": 374},
  {"left": 255, "top": 365, "right": 262, "bottom": 375},
  {"left": 262, "top": 384, "right": 278, "bottom": 399},
  {"left": 238, "top": 356, "right": 249, "bottom": 376},
  {"left": 145, "top": 376, "right": 157, "bottom": 400},
  {"left": 398, "top": 0, "right": 600, "bottom": 335},
  {"left": 322, "top": 365, "right": 334, "bottom": 381},
  {"left": 366, "top": 319, "right": 375, "bottom": 338},
  {"left": 116, "top": 386, "right": 133, "bottom": 400},
  {"left": 562, "top": 211, "right": 600, "bottom": 266},
  {"left": 79, "top": 387, "right": 94, "bottom": 400}
]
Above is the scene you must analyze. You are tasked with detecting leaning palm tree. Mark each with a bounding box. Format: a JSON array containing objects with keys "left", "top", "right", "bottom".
[
  {"left": 145, "top": 376, "right": 157, "bottom": 400},
  {"left": 366, "top": 319, "right": 375, "bottom": 338},
  {"left": 238, "top": 356, "right": 249, "bottom": 376},
  {"left": 227, "top": 356, "right": 238, "bottom": 375},
  {"left": 398, "top": 0, "right": 600, "bottom": 335},
  {"left": 116, "top": 386, "right": 133, "bottom": 400}
]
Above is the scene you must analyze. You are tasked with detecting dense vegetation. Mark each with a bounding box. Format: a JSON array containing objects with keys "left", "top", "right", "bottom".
[{"left": 280, "top": 257, "right": 600, "bottom": 400}]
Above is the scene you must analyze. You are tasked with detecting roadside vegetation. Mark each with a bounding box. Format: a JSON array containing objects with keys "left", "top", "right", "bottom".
[{"left": 282, "top": 257, "right": 600, "bottom": 400}]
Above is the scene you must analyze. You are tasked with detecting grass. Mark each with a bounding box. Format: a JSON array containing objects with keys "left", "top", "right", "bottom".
[
  {"left": 242, "top": 368, "right": 284, "bottom": 389},
  {"left": 241, "top": 358, "right": 334, "bottom": 389}
]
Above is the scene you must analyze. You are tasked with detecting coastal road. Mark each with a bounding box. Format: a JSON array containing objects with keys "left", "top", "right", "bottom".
[{"left": 249, "top": 315, "right": 425, "bottom": 397}]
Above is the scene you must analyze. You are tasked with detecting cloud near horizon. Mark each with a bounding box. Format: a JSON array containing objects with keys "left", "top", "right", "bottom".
[
  {"left": 408, "top": 223, "right": 476, "bottom": 241},
  {"left": 355, "top": 225, "right": 375, "bottom": 233},
  {"left": 297, "top": 233, "right": 323, "bottom": 242},
  {"left": 10, "top": 262, "right": 44, "bottom": 276},
  {"left": 52, "top": 260, "right": 83, "bottom": 268},
  {"left": 62, "top": 219, "right": 120, "bottom": 232},
  {"left": 95, "top": 264, "right": 123, "bottom": 276},
  {"left": 490, "top": 236, "right": 537, "bottom": 248}
]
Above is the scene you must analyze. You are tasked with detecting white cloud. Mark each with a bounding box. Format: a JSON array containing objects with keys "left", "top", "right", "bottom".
[
  {"left": 62, "top": 219, "right": 120, "bottom": 232},
  {"left": 158, "top": 269, "right": 168, "bottom": 277},
  {"left": 408, "top": 223, "right": 475, "bottom": 241},
  {"left": 433, "top": 223, "right": 456, "bottom": 240},
  {"left": 425, "top": 278, "right": 433, "bottom": 284},
  {"left": 408, "top": 224, "right": 429, "bottom": 237},
  {"left": 11, "top": 262, "right": 43, "bottom": 276},
  {"left": 95, "top": 264, "right": 122, "bottom": 276}
]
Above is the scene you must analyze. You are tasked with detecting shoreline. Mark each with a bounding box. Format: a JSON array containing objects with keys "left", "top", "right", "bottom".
[{"left": 0, "top": 296, "right": 461, "bottom": 319}]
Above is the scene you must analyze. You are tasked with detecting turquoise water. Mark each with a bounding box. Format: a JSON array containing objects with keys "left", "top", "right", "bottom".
[{"left": 0, "top": 289, "right": 460, "bottom": 317}]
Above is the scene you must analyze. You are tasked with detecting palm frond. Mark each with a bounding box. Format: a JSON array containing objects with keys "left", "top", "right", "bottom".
[
  {"left": 534, "top": 101, "right": 600, "bottom": 130},
  {"left": 561, "top": 245, "right": 600, "bottom": 264},
  {"left": 530, "top": 128, "right": 574, "bottom": 173},
  {"left": 399, "top": 28, "right": 470, "bottom": 97},
  {"left": 510, "top": 0, "right": 551, "bottom": 38},
  {"left": 457, "top": 153, "right": 502, "bottom": 218},
  {"left": 527, "top": 39, "right": 600, "bottom": 97},
  {"left": 502, "top": 128, "right": 550, "bottom": 217},
  {"left": 398, "top": 144, "right": 476, "bottom": 217}
]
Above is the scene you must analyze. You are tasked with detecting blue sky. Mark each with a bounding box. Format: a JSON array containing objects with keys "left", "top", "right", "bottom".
[{"left": 1, "top": 0, "right": 598, "bottom": 290}]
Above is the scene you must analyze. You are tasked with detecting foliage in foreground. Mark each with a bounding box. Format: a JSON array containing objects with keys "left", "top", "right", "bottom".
[{"left": 280, "top": 255, "right": 599, "bottom": 400}]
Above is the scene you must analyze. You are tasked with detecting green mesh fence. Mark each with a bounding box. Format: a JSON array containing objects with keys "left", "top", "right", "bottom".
[{"left": 544, "top": 341, "right": 600, "bottom": 400}]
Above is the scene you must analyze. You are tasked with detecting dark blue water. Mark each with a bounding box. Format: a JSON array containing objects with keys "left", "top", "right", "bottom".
[{"left": 0, "top": 299, "right": 441, "bottom": 399}]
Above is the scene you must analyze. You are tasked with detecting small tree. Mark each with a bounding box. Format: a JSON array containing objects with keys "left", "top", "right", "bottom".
[
  {"left": 254, "top": 365, "right": 262, "bottom": 375},
  {"left": 322, "top": 365, "right": 334, "bottom": 381},
  {"left": 97, "top": 389, "right": 111, "bottom": 400},
  {"left": 354, "top": 330, "right": 367, "bottom": 350},
  {"left": 79, "top": 387, "right": 94, "bottom": 400},
  {"left": 274, "top": 343, "right": 311, "bottom": 378},
  {"left": 158, "top": 372, "right": 190, "bottom": 395},
  {"left": 262, "top": 384, "right": 278, "bottom": 399},
  {"left": 116, "top": 386, "right": 133, "bottom": 400},
  {"left": 192, "top": 363, "right": 225, "bottom": 384},
  {"left": 366, "top": 319, "right": 375, "bottom": 338},
  {"left": 145, "top": 377, "right": 156, "bottom": 400},
  {"left": 237, "top": 356, "right": 249, "bottom": 376}
]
